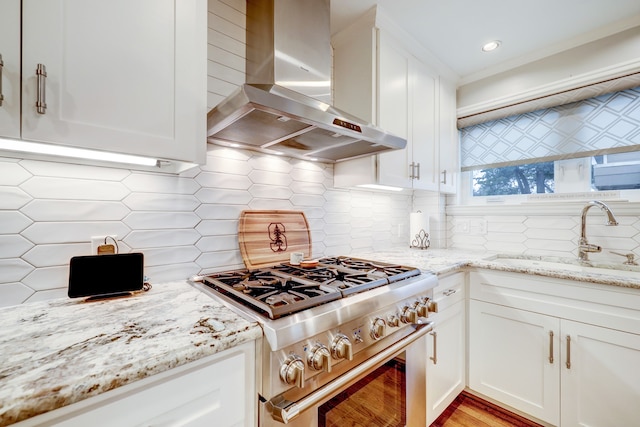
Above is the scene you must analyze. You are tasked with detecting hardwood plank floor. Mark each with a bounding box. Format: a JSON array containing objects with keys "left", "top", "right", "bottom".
[{"left": 432, "top": 392, "right": 545, "bottom": 427}]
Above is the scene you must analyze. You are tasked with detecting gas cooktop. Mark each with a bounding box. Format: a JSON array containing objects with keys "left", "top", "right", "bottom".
[{"left": 202, "top": 257, "right": 421, "bottom": 319}]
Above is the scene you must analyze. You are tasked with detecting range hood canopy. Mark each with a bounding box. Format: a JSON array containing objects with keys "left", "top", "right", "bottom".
[{"left": 206, "top": 0, "right": 406, "bottom": 163}]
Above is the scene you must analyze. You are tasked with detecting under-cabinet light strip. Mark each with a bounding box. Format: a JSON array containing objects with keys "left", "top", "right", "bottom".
[{"left": 0, "top": 137, "right": 159, "bottom": 167}]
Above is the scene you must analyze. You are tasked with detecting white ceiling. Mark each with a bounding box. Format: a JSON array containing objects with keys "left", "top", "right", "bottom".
[{"left": 330, "top": 0, "right": 640, "bottom": 84}]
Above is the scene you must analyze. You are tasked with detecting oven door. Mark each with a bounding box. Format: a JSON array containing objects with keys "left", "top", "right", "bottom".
[{"left": 261, "top": 322, "right": 433, "bottom": 427}]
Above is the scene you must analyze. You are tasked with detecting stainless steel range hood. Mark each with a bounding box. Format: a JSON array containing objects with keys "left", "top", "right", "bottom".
[{"left": 206, "top": 0, "right": 406, "bottom": 163}]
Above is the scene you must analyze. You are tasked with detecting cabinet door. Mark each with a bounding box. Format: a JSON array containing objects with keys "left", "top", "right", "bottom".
[
  {"left": 469, "top": 300, "right": 560, "bottom": 425},
  {"left": 561, "top": 320, "right": 640, "bottom": 427},
  {"left": 0, "top": 0, "right": 20, "bottom": 139},
  {"left": 410, "top": 59, "right": 438, "bottom": 191},
  {"left": 21, "top": 343, "right": 255, "bottom": 427},
  {"left": 21, "top": 0, "right": 206, "bottom": 164},
  {"left": 426, "top": 299, "right": 465, "bottom": 425},
  {"left": 438, "top": 77, "right": 458, "bottom": 194},
  {"left": 377, "top": 32, "right": 411, "bottom": 188}
]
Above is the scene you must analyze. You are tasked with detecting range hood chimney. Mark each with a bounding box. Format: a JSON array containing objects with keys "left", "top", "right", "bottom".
[{"left": 206, "top": 0, "right": 406, "bottom": 163}]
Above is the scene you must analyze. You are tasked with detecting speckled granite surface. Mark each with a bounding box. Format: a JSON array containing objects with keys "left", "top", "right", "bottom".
[
  {"left": 351, "top": 248, "right": 640, "bottom": 289},
  {"left": 0, "top": 281, "right": 261, "bottom": 426},
  {"left": 4, "top": 250, "right": 640, "bottom": 426}
]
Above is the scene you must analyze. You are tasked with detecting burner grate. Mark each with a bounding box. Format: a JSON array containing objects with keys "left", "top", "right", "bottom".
[{"left": 202, "top": 257, "right": 421, "bottom": 318}]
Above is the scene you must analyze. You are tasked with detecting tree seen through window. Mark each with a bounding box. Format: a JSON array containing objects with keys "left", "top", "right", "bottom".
[{"left": 473, "top": 162, "right": 555, "bottom": 196}]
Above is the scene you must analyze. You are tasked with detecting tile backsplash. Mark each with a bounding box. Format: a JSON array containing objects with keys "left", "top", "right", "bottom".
[
  {"left": 0, "top": 148, "right": 414, "bottom": 306},
  {"left": 447, "top": 206, "right": 640, "bottom": 261}
]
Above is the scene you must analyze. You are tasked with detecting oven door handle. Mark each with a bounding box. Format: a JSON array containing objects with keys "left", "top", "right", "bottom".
[{"left": 268, "top": 320, "right": 435, "bottom": 424}]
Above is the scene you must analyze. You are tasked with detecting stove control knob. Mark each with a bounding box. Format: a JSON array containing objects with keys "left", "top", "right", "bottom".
[
  {"left": 331, "top": 333, "right": 353, "bottom": 361},
  {"left": 387, "top": 314, "right": 400, "bottom": 328},
  {"left": 307, "top": 344, "right": 332, "bottom": 373},
  {"left": 280, "top": 354, "right": 305, "bottom": 388},
  {"left": 401, "top": 305, "right": 418, "bottom": 324},
  {"left": 370, "top": 317, "right": 386, "bottom": 340},
  {"left": 415, "top": 298, "right": 430, "bottom": 317}
]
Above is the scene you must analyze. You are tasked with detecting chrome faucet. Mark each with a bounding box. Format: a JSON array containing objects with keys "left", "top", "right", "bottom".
[{"left": 578, "top": 200, "right": 618, "bottom": 262}]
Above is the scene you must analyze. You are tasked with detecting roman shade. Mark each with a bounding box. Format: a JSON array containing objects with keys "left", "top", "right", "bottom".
[{"left": 460, "top": 85, "right": 640, "bottom": 171}]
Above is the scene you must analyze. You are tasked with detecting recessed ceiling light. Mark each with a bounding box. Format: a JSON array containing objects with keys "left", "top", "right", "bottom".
[{"left": 482, "top": 40, "right": 501, "bottom": 52}]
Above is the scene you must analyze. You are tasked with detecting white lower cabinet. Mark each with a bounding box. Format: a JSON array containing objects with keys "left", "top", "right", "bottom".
[
  {"left": 469, "top": 270, "right": 640, "bottom": 427},
  {"left": 560, "top": 320, "right": 640, "bottom": 427},
  {"left": 469, "top": 300, "right": 560, "bottom": 424},
  {"left": 426, "top": 272, "right": 466, "bottom": 425},
  {"left": 16, "top": 341, "right": 256, "bottom": 427}
]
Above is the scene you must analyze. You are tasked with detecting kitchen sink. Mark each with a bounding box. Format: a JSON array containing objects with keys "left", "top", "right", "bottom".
[{"left": 488, "top": 255, "right": 640, "bottom": 279}]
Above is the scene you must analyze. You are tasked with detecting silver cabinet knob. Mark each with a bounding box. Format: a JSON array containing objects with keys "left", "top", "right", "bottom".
[
  {"left": 307, "top": 344, "right": 331, "bottom": 373},
  {"left": 280, "top": 354, "right": 305, "bottom": 388},
  {"left": 370, "top": 317, "right": 386, "bottom": 340},
  {"left": 331, "top": 333, "right": 353, "bottom": 361}
]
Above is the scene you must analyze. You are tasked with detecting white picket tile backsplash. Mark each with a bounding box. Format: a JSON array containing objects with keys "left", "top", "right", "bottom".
[
  {"left": 0, "top": 187, "right": 32, "bottom": 209},
  {"left": 123, "top": 193, "right": 200, "bottom": 211},
  {"left": 0, "top": 163, "right": 31, "bottom": 184},
  {"left": 22, "top": 266, "right": 68, "bottom": 291},
  {"left": 0, "top": 211, "right": 32, "bottom": 233},
  {"left": 449, "top": 212, "right": 640, "bottom": 259},
  {"left": 0, "top": 259, "right": 33, "bottom": 283},
  {"left": 22, "top": 200, "right": 129, "bottom": 221},
  {"left": 0, "top": 236, "right": 33, "bottom": 258},
  {"left": 122, "top": 212, "right": 201, "bottom": 230},
  {"left": 124, "top": 229, "right": 201, "bottom": 249},
  {"left": 122, "top": 174, "right": 200, "bottom": 194},
  {"left": 22, "top": 222, "right": 129, "bottom": 244},
  {"left": 248, "top": 170, "right": 293, "bottom": 187},
  {"left": 21, "top": 177, "right": 129, "bottom": 200},
  {"left": 249, "top": 184, "right": 293, "bottom": 200},
  {"left": 196, "top": 171, "right": 252, "bottom": 189}
]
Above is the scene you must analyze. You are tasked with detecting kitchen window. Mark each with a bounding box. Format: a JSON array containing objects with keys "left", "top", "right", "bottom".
[
  {"left": 460, "top": 85, "right": 640, "bottom": 202},
  {"left": 468, "top": 151, "right": 640, "bottom": 199}
]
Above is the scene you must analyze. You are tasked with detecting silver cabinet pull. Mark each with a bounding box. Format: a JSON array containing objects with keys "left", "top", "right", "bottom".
[
  {"left": 409, "top": 162, "right": 416, "bottom": 179},
  {"left": 0, "top": 54, "right": 4, "bottom": 106},
  {"left": 566, "top": 335, "right": 571, "bottom": 369},
  {"left": 443, "top": 289, "right": 457, "bottom": 297},
  {"left": 441, "top": 169, "right": 447, "bottom": 184},
  {"left": 36, "top": 63, "right": 47, "bottom": 114},
  {"left": 429, "top": 331, "right": 437, "bottom": 365},
  {"left": 548, "top": 331, "right": 554, "bottom": 364},
  {"left": 415, "top": 162, "right": 420, "bottom": 180}
]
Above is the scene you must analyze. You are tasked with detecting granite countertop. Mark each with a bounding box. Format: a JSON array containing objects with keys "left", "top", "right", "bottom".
[
  {"left": 4, "top": 249, "right": 640, "bottom": 426},
  {"left": 0, "top": 281, "right": 262, "bottom": 426},
  {"left": 351, "top": 248, "right": 640, "bottom": 290}
]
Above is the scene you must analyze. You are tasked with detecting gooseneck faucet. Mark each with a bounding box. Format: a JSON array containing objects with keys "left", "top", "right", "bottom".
[{"left": 578, "top": 200, "right": 618, "bottom": 262}]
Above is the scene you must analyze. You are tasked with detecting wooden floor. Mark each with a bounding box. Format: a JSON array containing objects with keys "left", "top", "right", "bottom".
[{"left": 432, "top": 391, "right": 545, "bottom": 427}]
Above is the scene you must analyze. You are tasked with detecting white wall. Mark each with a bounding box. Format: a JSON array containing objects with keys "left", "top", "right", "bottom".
[
  {"left": 457, "top": 26, "right": 640, "bottom": 113},
  {"left": 0, "top": 0, "right": 416, "bottom": 306}
]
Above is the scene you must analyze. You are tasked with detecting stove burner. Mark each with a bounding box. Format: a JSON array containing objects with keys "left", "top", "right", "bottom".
[{"left": 202, "top": 257, "right": 422, "bottom": 319}]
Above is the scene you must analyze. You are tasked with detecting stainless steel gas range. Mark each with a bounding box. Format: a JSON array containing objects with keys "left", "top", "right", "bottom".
[{"left": 193, "top": 256, "right": 438, "bottom": 427}]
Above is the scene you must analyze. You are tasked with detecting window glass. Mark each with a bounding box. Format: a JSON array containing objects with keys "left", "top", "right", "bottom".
[
  {"left": 473, "top": 162, "right": 554, "bottom": 196},
  {"left": 472, "top": 152, "right": 640, "bottom": 196},
  {"left": 593, "top": 152, "right": 640, "bottom": 190}
]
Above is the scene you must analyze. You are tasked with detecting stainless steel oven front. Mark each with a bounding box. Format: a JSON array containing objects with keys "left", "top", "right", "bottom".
[
  {"left": 260, "top": 321, "right": 433, "bottom": 427},
  {"left": 254, "top": 274, "right": 438, "bottom": 427}
]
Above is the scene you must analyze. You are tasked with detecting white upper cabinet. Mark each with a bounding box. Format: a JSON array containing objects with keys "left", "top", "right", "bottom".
[
  {"left": 332, "top": 8, "right": 457, "bottom": 193},
  {"left": 3, "top": 0, "right": 206, "bottom": 171},
  {"left": 438, "top": 77, "right": 458, "bottom": 193},
  {"left": 0, "top": 0, "right": 21, "bottom": 139}
]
